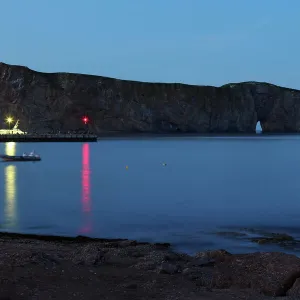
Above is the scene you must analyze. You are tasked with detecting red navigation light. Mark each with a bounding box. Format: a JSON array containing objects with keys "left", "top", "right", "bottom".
[{"left": 82, "top": 116, "right": 89, "bottom": 125}]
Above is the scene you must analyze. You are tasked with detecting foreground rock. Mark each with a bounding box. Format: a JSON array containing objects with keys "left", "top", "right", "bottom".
[
  {"left": 214, "top": 229, "right": 300, "bottom": 251},
  {"left": 1, "top": 232, "right": 300, "bottom": 299},
  {"left": 1, "top": 62, "right": 300, "bottom": 134}
]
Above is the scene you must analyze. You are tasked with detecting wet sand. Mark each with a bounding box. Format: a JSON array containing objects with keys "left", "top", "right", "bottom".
[{"left": 0, "top": 232, "right": 299, "bottom": 300}]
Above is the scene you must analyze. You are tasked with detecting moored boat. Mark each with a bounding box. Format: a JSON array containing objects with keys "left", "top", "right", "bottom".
[{"left": 0, "top": 150, "right": 41, "bottom": 162}]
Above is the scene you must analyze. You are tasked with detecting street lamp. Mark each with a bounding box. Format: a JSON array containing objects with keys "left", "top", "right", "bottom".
[{"left": 5, "top": 117, "right": 13, "bottom": 130}]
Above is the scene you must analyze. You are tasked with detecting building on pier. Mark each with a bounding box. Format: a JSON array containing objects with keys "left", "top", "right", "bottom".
[{"left": 0, "top": 120, "right": 27, "bottom": 135}]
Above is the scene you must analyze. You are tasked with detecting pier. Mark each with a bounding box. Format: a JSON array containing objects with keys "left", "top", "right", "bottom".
[{"left": 0, "top": 134, "right": 98, "bottom": 142}]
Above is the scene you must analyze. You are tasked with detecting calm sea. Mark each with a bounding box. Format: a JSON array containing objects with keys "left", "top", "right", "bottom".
[{"left": 1, "top": 136, "right": 300, "bottom": 255}]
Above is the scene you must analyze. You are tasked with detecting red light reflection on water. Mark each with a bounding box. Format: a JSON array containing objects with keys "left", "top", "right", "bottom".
[{"left": 80, "top": 143, "right": 92, "bottom": 234}]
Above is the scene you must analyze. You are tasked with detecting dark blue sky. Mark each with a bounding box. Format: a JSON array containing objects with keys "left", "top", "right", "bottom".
[{"left": 0, "top": 0, "right": 299, "bottom": 89}]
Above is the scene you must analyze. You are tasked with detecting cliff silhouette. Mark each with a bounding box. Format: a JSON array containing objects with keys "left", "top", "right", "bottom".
[{"left": 0, "top": 62, "right": 299, "bottom": 134}]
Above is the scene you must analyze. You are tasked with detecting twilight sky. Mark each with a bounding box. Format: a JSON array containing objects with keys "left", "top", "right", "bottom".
[{"left": 0, "top": 0, "right": 299, "bottom": 89}]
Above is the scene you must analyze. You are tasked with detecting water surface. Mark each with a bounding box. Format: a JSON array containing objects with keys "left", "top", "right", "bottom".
[{"left": 1, "top": 136, "right": 300, "bottom": 255}]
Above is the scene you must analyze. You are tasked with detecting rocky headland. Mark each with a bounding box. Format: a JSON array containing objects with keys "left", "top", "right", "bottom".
[
  {"left": 1, "top": 62, "right": 300, "bottom": 134},
  {"left": 1, "top": 232, "right": 300, "bottom": 299}
]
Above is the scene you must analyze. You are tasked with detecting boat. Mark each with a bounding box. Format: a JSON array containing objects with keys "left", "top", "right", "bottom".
[{"left": 0, "top": 150, "right": 41, "bottom": 162}]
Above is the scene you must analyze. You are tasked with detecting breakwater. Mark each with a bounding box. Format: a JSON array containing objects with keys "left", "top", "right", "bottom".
[{"left": 0, "top": 134, "right": 98, "bottom": 142}]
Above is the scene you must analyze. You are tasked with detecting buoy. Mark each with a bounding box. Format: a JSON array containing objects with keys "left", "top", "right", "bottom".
[
  {"left": 162, "top": 163, "right": 167, "bottom": 166},
  {"left": 125, "top": 165, "right": 128, "bottom": 169}
]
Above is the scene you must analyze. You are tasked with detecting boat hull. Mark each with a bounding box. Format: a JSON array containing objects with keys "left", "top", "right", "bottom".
[{"left": 0, "top": 155, "right": 41, "bottom": 162}]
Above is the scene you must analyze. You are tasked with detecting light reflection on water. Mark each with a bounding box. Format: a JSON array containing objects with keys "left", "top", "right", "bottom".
[
  {"left": 4, "top": 142, "right": 17, "bottom": 228},
  {"left": 80, "top": 143, "right": 92, "bottom": 234}
]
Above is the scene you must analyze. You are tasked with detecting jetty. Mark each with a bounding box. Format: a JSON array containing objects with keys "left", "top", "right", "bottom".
[
  {"left": 0, "top": 134, "right": 98, "bottom": 142},
  {"left": 0, "top": 119, "right": 97, "bottom": 142}
]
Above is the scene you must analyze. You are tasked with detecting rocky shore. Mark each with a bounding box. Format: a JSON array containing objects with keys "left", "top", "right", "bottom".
[{"left": 0, "top": 232, "right": 300, "bottom": 299}]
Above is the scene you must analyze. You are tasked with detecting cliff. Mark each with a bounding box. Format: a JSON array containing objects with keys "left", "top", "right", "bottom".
[{"left": 0, "top": 62, "right": 300, "bottom": 134}]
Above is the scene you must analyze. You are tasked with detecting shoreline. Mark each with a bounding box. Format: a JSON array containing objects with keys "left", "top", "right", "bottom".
[
  {"left": 2, "top": 131, "right": 300, "bottom": 143},
  {"left": 1, "top": 231, "right": 300, "bottom": 299},
  {"left": 95, "top": 131, "right": 300, "bottom": 138}
]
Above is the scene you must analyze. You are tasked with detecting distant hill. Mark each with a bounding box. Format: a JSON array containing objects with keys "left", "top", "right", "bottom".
[{"left": 0, "top": 62, "right": 299, "bottom": 134}]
